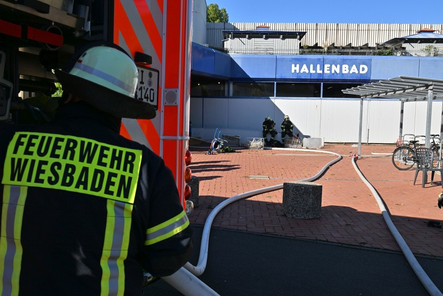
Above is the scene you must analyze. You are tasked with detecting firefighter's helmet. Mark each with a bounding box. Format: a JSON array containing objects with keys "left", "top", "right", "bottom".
[
  {"left": 284, "top": 115, "right": 289, "bottom": 120},
  {"left": 55, "top": 43, "right": 156, "bottom": 119}
]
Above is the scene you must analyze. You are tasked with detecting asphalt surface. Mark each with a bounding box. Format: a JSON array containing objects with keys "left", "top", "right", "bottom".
[{"left": 143, "top": 225, "right": 443, "bottom": 296}]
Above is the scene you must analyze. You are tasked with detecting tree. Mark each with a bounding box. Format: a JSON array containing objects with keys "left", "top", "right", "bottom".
[
  {"left": 422, "top": 45, "right": 439, "bottom": 57},
  {"left": 207, "top": 3, "right": 228, "bottom": 23}
]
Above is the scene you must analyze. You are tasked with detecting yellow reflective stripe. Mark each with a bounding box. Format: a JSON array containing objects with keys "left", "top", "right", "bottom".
[
  {"left": 11, "top": 186, "right": 26, "bottom": 296},
  {"left": 2, "top": 132, "right": 142, "bottom": 204},
  {"left": 0, "top": 186, "right": 8, "bottom": 296},
  {"left": 145, "top": 211, "right": 189, "bottom": 246},
  {"left": 0, "top": 185, "right": 27, "bottom": 296},
  {"left": 0, "top": 186, "right": 10, "bottom": 296},
  {"left": 117, "top": 203, "right": 132, "bottom": 294},
  {"left": 100, "top": 200, "right": 133, "bottom": 296},
  {"left": 100, "top": 200, "right": 114, "bottom": 296}
]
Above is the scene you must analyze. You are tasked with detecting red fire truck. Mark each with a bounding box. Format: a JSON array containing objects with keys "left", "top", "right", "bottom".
[{"left": 0, "top": 0, "right": 193, "bottom": 211}]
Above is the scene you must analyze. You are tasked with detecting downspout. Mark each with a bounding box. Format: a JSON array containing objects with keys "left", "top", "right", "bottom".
[
  {"left": 425, "top": 86, "right": 434, "bottom": 148},
  {"left": 399, "top": 100, "right": 405, "bottom": 141},
  {"left": 358, "top": 97, "right": 364, "bottom": 157}
]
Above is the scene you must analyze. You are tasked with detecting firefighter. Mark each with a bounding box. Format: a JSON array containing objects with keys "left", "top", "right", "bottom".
[
  {"left": 262, "top": 116, "right": 277, "bottom": 146},
  {"left": 438, "top": 192, "right": 443, "bottom": 208},
  {"left": 0, "top": 43, "right": 192, "bottom": 295},
  {"left": 281, "top": 115, "right": 294, "bottom": 140}
]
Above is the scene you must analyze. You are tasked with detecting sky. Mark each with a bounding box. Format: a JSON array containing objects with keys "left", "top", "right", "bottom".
[{"left": 207, "top": 0, "right": 443, "bottom": 24}]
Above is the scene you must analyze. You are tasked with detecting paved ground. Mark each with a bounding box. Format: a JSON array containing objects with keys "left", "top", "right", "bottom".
[
  {"left": 189, "top": 143, "right": 443, "bottom": 258},
  {"left": 144, "top": 226, "right": 443, "bottom": 296},
  {"left": 144, "top": 143, "right": 443, "bottom": 295}
]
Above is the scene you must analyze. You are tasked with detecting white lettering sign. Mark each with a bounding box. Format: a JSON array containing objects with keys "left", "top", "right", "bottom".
[{"left": 291, "top": 63, "right": 368, "bottom": 75}]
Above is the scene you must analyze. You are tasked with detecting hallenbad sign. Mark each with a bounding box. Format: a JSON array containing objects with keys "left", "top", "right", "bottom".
[
  {"left": 277, "top": 57, "right": 371, "bottom": 80},
  {"left": 291, "top": 63, "right": 369, "bottom": 75}
]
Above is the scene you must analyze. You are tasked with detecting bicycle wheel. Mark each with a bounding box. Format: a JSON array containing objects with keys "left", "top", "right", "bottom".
[{"left": 392, "top": 146, "right": 415, "bottom": 170}]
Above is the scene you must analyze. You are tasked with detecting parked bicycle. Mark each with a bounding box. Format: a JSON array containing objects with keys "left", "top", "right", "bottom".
[{"left": 392, "top": 134, "right": 441, "bottom": 170}]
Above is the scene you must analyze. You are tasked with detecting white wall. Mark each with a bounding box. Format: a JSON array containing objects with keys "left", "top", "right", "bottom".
[
  {"left": 192, "top": 0, "right": 207, "bottom": 45},
  {"left": 365, "top": 100, "right": 400, "bottom": 143},
  {"left": 320, "top": 99, "right": 362, "bottom": 143},
  {"left": 190, "top": 97, "right": 443, "bottom": 145}
]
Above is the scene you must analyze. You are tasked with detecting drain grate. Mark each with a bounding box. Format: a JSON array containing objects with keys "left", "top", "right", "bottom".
[{"left": 248, "top": 175, "right": 270, "bottom": 180}]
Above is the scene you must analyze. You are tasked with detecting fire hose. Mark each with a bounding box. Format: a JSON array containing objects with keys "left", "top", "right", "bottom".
[
  {"left": 166, "top": 148, "right": 442, "bottom": 296},
  {"left": 351, "top": 155, "right": 442, "bottom": 296},
  {"left": 163, "top": 148, "right": 341, "bottom": 295},
  {"left": 183, "top": 148, "right": 342, "bottom": 277}
]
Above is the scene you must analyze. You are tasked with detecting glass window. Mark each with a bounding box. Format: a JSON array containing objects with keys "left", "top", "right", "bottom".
[
  {"left": 232, "top": 82, "right": 274, "bottom": 97},
  {"left": 323, "top": 83, "right": 362, "bottom": 98},
  {"left": 276, "top": 83, "right": 321, "bottom": 97},
  {"left": 191, "top": 76, "right": 226, "bottom": 97}
]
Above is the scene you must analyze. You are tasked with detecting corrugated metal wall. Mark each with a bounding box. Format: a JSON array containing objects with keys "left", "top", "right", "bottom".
[
  {"left": 224, "top": 38, "right": 300, "bottom": 54},
  {"left": 207, "top": 22, "right": 443, "bottom": 49},
  {"left": 207, "top": 22, "right": 235, "bottom": 49},
  {"left": 192, "top": 0, "right": 207, "bottom": 44}
]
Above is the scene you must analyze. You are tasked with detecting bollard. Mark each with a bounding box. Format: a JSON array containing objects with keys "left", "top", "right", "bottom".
[{"left": 282, "top": 182, "right": 322, "bottom": 219}]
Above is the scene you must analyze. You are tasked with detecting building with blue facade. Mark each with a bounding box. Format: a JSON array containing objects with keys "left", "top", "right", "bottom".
[{"left": 189, "top": 8, "right": 443, "bottom": 145}]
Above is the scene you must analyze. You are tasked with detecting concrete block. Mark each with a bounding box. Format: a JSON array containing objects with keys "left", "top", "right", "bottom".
[
  {"left": 284, "top": 137, "right": 302, "bottom": 148},
  {"left": 302, "top": 138, "right": 323, "bottom": 149},
  {"left": 282, "top": 182, "right": 322, "bottom": 219}
]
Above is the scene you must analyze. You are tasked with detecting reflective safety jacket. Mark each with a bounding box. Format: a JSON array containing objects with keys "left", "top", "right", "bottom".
[
  {"left": 0, "top": 102, "right": 192, "bottom": 296},
  {"left": 281, "top": 119, "right": 294, "bottom": 133},
  {"left": 262, "top": 118, "right": 275, "bottom": 131}
]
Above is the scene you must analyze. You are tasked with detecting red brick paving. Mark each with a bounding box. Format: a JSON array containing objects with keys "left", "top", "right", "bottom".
[{"left": 188, "top": 144, "right": 443, "bottom": 258}]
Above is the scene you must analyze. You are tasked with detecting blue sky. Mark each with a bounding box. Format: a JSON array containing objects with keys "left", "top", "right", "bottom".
[{"left": 208, "top": 0, "right": 443, "bottom": 24}]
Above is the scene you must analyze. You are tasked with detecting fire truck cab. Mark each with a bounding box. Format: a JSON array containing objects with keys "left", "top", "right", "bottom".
[{"left": 0, "top": 0, "right": 193, "bottom": 211}]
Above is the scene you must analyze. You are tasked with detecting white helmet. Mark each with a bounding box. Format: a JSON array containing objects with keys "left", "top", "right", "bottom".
[{"left": 56, "top": 44, "right": 156, "bottom": 119}]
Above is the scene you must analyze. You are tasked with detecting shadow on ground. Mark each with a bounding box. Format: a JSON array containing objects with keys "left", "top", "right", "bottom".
[{"left": 143, "top": 225, "right": 443, "bottom": 296}]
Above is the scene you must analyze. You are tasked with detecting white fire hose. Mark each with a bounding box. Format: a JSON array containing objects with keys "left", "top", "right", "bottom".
[
  {"left": 162, "top": 267, "right": 220, "bottom": 295},
  {"left": 182, "top": 149, "right": 341, "bottom": 285},
  {"left": 166, "top": 148, "right": 441, "bottom": 296},
  {"left": 352, "top": 155, "right": 442, "bottom": 296},
  {"left": 163, "top": 149, "right": 340, "bottom": 295}
]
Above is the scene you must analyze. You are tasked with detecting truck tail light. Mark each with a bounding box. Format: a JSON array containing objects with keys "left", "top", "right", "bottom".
[
  {"left": 185, "top": 149, "right": 192, "bottom": 166},
  {"left": 184, "top": 149, "right": 193, "bottom": 214},
  {"left": 184, "top": 184, "right": 191, "bottom": 200},
  {"left": 184, "top": 167, "right": 192, "bottom": 183}
]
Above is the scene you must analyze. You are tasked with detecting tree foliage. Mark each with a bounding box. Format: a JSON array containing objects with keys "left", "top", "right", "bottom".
[
  {"left": 422, "top": 45, "right": 439, "bottom": 56},
  {"left": 207, "top": 3, "right": 228, "bottom": 23}
]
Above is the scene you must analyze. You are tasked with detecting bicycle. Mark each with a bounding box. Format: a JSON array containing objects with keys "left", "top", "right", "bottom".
[{"left": 392, "top": 134, "right": 441, "bottom": 170}]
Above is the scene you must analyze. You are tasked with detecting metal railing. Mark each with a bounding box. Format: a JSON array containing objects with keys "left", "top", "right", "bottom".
[{"left": 222, "top": 47, "right": 442, "bottom": 56}]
